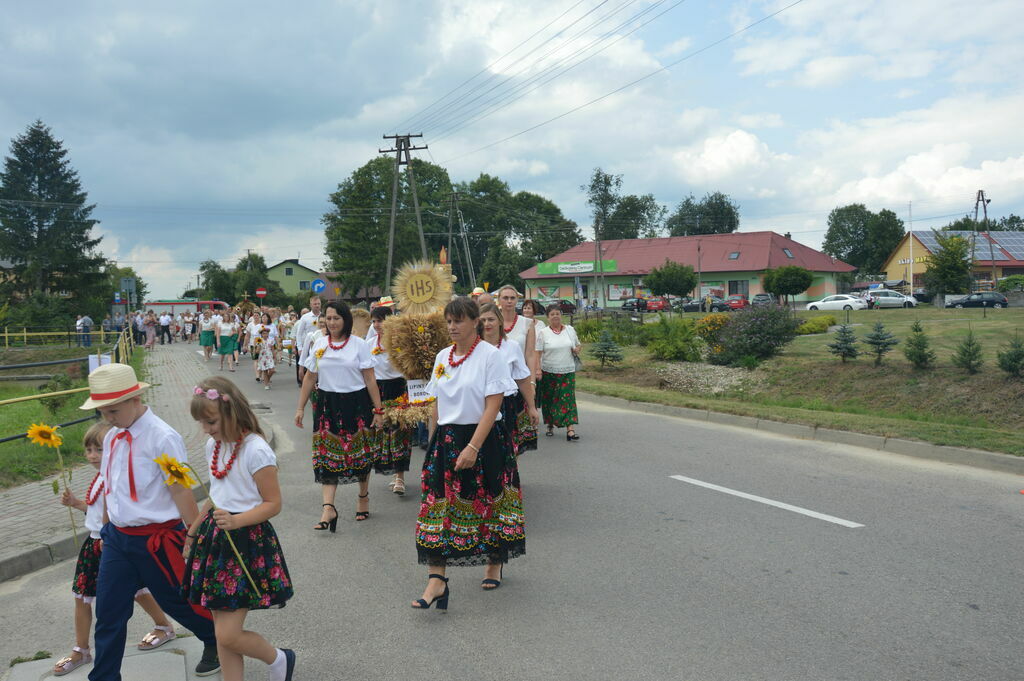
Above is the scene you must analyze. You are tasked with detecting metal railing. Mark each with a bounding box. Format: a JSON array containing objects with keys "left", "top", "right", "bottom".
[{"left": 1, "top": 325, "right": 131, "bottom": 348}]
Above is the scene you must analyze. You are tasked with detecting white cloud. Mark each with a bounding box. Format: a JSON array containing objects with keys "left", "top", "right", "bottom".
[
  {"left": 658, "top": 37, "right": 692, "bottom": 58},
  {"left": 736, "top": 112, "right": 784, "bottom": 129}
]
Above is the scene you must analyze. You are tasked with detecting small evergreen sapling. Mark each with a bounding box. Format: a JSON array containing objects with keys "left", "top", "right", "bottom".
[
  {"left": 863, "top": 321, "right": 898, "bottom": 366},
  {"left": 588, "top": 329, "right": 624, "bottom": 368},
  {"left": 951, "top": 330, "right": 984, "bottom": 374},
  {"left": 996, "top": 333, "right": 1024, "bottom": 378},
  {"left": 827, "top": 324, "right": 860, "bottom": 362},
  {"left": 902, "top": 320, "right": 936, "bottom": 370}
]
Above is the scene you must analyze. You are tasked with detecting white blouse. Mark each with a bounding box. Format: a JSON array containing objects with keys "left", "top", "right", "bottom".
[
  {"left": 206, "top": 433, "right": 277, "bottom": 514},
  {"left": 504, "top": 314, "right": 532, "bottom": 355},
  {"left": 427, "top": 341, "right": 516, "bottom": 425},
  {"left": 218, "top": 322, "right": 238, "bottom": 337},
  {"left": 536, "top": 324, "right": 580, "bottom": 374},
  {"left": 84, "top": 472, "right": 106, "bottom": 538},
  {"left": 494, "top": 339, "right": 530, "bottom": 395},
  {"left": 371, "top": 335, "right": 405, "bottom": 381},
  {"left": 302, "top": 334, "right": 374, "bottom": 393}
]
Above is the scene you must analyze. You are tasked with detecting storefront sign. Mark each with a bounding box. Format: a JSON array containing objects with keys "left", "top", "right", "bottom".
[
  {"left": 897, "top": 257, "right": 928, "bottom": 265},
  {"left": 699, "top": 281, "right": 725, "bottom": 297},
  {"left": 536, "top": 260, "right": 617, "bottom": 275},
  {"left": 537, "top": 286, "right": 560, "bottom": 301},
  {"left": 608, "top": 284, "right": 633, "bottom": 300}
]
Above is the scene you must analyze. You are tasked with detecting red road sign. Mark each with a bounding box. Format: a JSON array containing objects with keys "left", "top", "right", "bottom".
[{"left": 255, "top": 287, "right": 267, "bottom": 298}]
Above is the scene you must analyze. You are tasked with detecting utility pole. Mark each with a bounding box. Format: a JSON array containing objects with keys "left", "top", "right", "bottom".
[
  {"left": 974, "top": 189, "right": 996, "bottom": 290},
  {"left": 453, "top": 193, "right": 477, "bottom": 289},
  {"left": 380, "top": 133, "right": 429, "bottom": 290},
  {"left": 696, "top": 237, "right": 703, "bottom": 310},
  {"left": 907, "top": 201, "right": 913, "bottom": 293}
]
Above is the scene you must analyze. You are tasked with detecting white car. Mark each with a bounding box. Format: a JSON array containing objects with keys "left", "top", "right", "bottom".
[
  {"left": 805, "top": 295, "right": 868, "bottom": 311},
  {"left": 866, "top": 289, "right": 917, "bottom": 308}
]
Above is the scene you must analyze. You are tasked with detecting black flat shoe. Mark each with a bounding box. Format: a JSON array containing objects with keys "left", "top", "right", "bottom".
[
  {"left": 412, "top": 574, "right": 450, "bottom": 611},
  {"left": 282, "top": 648, "right": 296, "bottom": 681},
  {"left": 315, "top": 503, "right": 338, "bottom": 533}
]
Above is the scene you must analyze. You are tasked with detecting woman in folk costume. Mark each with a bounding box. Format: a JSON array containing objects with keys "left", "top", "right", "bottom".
[
  {"left": 496, "top": 285, "right": 538, "bottom": 376},
  {"left": 295, "top": 300, "right": 384, "bottom": 531},
  {"left": 367, "top": 305, "right": 414, "bottom": 494},
  {"left": 412, "top": 297, "right": 525, "bottom": 611},
  {"left": 477, "top": 302, "right": 540, "bottom": 455}
]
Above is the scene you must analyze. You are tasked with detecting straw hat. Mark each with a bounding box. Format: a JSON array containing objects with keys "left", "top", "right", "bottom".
[
  {"left": 377, "top": 296, "right": 396, "bottom": 307},
  {"left": 79, "top": 363, "right": 150, "bottom": 410},
  {"left": 471, "top": 287, "right": 486, "bottom": 297}
]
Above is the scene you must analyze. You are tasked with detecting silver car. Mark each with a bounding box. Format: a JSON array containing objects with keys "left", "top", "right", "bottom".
[
  {"left": 805, "top": 294, "right": 868, "bottom": 311},
  {"left": 868, "top": 289, "right": 917, "bottom": 308}
]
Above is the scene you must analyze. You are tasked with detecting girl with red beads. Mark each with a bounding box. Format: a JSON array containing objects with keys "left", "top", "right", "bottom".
[{"left": 182, "top": 377, "right": 296, "bottom": 681}]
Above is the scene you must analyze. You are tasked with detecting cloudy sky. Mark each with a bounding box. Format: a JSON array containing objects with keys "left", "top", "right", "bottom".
[{"left": 2, "top": 0, "right": 1021, "bottom": 298}]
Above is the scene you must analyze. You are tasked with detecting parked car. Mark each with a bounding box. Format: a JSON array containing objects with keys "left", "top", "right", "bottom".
[
  {"left": 620, "top": 298, "right": 647, "bottom": 311},
  {"left": 867, "top": 289, "right": 917, "bottom": 308},
  {"left": 536, "top": 299, "right": 578, "bottom": 314},
  {"left": 750, "top": 293, "right": 776, "bottom": 307},
  {"left": 680, "top": 296, "right": 730, "bottom": 313},
  {"left": 945, "top": 292, "right": 1009, "bottom": 309},
  {"left": 646, "top": 297, "right": 668, "bottom": 311},
  {"left": 805, "top": 294, "right": 868, "bottom": 311},
  {"left": 912, "top": 288, "right": 933, "bottom": 303},
  {"left": 726, "top": 294, "right": 749, "bottom": 310}
]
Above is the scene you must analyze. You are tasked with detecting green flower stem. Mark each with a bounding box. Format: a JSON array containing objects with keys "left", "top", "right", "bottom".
[{"left": 54, "top": 445, "right": 80, "bottom": 544}]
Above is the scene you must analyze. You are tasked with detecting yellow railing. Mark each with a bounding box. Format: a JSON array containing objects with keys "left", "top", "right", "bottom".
[{"left": 1, "top": 326, "right": 129, "bottom": 347}]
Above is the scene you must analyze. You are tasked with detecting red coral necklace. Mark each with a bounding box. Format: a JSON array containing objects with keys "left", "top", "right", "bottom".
[
  {"left": 327, "top": 335, "right": 350, "bottom": 352},
  {"left": 502, "top": 315, "right": 518, "bottom": 334},
  {"left": 85, "top": 472, "right": 104, "bottom": 506},
  {"left": 449, "top": 336, "right": 482, "bottom": 368},
  {"left": 211, "top": 435, "right": 245, "bottom": 479}
]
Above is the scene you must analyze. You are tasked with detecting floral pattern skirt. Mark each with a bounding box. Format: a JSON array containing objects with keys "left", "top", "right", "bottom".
[
  {"left": 72, "top": 537, "right": 103, "bottom": 601},
  {"left": 416, "top": 422, "right": 525, "bottom": 567},
  {"left": 374, "top": 378, "right": 411, "bottom": 474},
  {"left": 182, "top": 510, "right": 293, "bottom": 611},
  {"left": 538, "top": 371, "right": 578, "bottom": 428},
  {"left": 313, "top": 387, "right": 374, "bottom": 485},
  {"left": 502, "top": 392, "right": 537, "bottom": 455}
]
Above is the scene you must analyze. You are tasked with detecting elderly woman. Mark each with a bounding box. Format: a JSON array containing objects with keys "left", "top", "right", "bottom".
[{"left": 534, "top": 304, "right": 581, "bottom": 441}]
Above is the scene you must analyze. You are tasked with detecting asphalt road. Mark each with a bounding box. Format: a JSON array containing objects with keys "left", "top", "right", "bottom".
[{"left": 2, "top": 361, "right": 1022, "bottom": 680}]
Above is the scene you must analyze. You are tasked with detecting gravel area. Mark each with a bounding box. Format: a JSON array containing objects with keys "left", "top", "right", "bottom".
[{"left": 656, "top": 362, "right": 765, "bottom": 395}]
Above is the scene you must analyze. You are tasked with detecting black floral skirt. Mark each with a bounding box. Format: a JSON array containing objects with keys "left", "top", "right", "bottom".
[
  {"left": 415, "top": 422, "right": 525, "bottom": 567},
  {"left": 182, "top": 509, "right": 293, "bottom": 611},
  {"left": 502, "top": 392, "right": 538, "bottom": 455},
  {"left": 313, "top": 387, "right": 374, "bottom": 484},
  {"left": 374, "top": 378, "right": 412, "bottom": 474},
  {"left": 72, "top": 537, "right": 103, "bottom": 601}
]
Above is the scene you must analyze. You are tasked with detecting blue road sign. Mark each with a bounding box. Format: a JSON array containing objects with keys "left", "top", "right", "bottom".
[
  {"left": 114, "top": 292, "right": 122, "bottom": 303},
  {"left": 311, "top": 278, "right": 326, "bottom": 293}
]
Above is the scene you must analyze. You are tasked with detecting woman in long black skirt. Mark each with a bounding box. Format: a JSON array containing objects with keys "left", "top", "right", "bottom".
[{"left": 368, "top": 305, "right": 412, "bottom": 494}]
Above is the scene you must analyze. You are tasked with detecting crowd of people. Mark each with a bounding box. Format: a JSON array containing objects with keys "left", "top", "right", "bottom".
[{"left": 53, "top": 287, "right": 582, "bottom": 680}]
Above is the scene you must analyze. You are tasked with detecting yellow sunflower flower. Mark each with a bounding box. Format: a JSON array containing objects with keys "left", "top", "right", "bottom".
[
  {"left": 27, "top": 423, "right": 63, "bottom": 448},
  {"left": 315, "top": 348, "right": 325, "bottom": 359},
  {"left": 417, "top": 325, "right": 425, "bottom": 333},
  {"left": 154, "top": 453, "right": 198, "bottom": 488},
  {"left": 434, "top": 363, "right": 449, "bottom": 380}
]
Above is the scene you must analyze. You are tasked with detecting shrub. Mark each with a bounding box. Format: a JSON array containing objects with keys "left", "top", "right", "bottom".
[
  {"left": 902, "top": 320, "right": 936, "bottom": 370},
  {"left": 695, "top": 312, "right": 730, "bottom": 355},
  {"left": 588, "top": 329, "right": 624, "bottom": 368},
  {"left": 951, "top": 330, "right": 984, "bottom": 374},
  {"left": 644, "top": 315, "right": 702, "bottom": 362},
  {"left": 996, "top": 333, "right": 1024, "bottom": 378},
  {"left": 796, "top": 315, "right": 836, "bottom": 335},
  {"left": 604, "top": 314, "right": 641, "bottom": 345},
  {"left": 996, "top": 274, "right": 1024, "bottom": 293},
  {"left": 712, "top": 306, "right": 800, "bottom": 366},
  {"left": 863, "top": 322, "right": 899, "bottom": 366},
  {"left": 574, "top": 318, "right": 603, "bottom": 343},
  {"left": 827, "top": 324, "right": 860, "bottom": 362}
]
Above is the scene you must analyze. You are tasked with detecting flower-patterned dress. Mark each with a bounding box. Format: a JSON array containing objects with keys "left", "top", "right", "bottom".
[{"left": 182, "top": 434, "right": 293, "bottom": 611}]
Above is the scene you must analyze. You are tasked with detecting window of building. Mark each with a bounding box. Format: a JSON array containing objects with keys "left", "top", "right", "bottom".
[
  {"left": 728, "top": 252, "right": 740, "bottom": 260},
  {"left": 299, "top": 280, "right": 310, "bottom": 291},
  {"left": 285, "top": 267, "right": 294, "bottom": 276},
  {"left": 782, "top": 248, "right": 795, "bottom": 259},
  {"left": 728, "top": 280, "right": 749, "bottom": 296}
]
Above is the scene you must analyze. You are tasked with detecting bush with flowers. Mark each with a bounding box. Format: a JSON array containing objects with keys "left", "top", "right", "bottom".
[{"left": 710, "top": 306, "right": 799, "bottom": 366}]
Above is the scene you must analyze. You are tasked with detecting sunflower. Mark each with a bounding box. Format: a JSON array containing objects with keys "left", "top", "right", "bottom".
[
  {"left": 27, "top": 423, "right": 63, "bottom": 449},
  {"left": 315, "top": 348, "right": 325, "bottom": 359},
  {"left": 434, "top": 363, "right": 449, "bottom": 380},
  {"left": 154, "top": 453, "right": 198, "bottom": 488}
]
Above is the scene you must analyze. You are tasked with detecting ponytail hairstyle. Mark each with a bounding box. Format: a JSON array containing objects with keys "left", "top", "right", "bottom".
[{"left": 190, "top": 376, "right": 265, "bottom": 442}]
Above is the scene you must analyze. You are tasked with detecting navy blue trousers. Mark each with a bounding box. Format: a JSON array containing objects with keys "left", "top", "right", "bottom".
[{"left": 90, "top": 522, "right": 215, "bottom": 681}]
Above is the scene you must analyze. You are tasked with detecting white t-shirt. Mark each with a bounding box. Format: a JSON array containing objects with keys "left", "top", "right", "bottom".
[
  {"left": 84, "top": 471, "right": 106, "bottom": 538},
  {"left": 159, "top": 314, "right": 171, "bottom": 326},
  {"left": 371, "top": 333, "right": 405, "bottom": 381},
  {"left": 245, "top": 321, "right": 261, "bottom": 348},
  {"left": 536, "top": 324, "right": 580, "bottom": 374},
  {"left": 504, "top": 314, "right": 532, "bottom": 355},
  {"left": 493, "top": 339, "right": 530, "bottom": 395},
  {"left": 101, "top": 408, "right": 188, "bottom": 527},
  {"left": 218, "top": 321, "right": 238, "bottom": 337},
  {"left": 294, "top": 311, "right": 318, "bottom": 357},
  {"left": 211, "top": 314, "right": 223, "bottom": 326},
  {"left": 200, "top": 317, "right": 216, "bottom": 332},
  {"left": 206, "top": 433, "right": 277, "bottom": 514},
  {"left": 302, "top": 334, "right": 374, "bottom": 393},
  {"left": 427, "top": 342, "right": 516, "bottom": 425}
]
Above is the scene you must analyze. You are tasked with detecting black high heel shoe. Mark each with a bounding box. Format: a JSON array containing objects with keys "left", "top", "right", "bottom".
[
  {"left": 355, "top": 492, "right": 370, "bottom": 521},
  {"left": 411, "top": 574, "right": 449, "bottom": 611},
  {"left": 315, "top": 503, "right": 338, "bottom": 533},
  {"left": 481, "top": 565, "right": 504, "bottom": 590},
  {"left": 566, "top": 429, "right": 580, "bottom": 441}
]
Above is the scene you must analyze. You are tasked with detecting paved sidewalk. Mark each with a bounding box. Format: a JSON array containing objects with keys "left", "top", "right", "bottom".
[{"left": 0, "top": 343, "right": 223, "bottom": 582}]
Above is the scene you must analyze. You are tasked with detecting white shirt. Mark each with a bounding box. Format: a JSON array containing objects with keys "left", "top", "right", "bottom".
[
  {"left": 211, "top": 314, "right": 223, "bottom": 326},
  {"left": 84, "top": 472, "right": 106, "bottom": 538},
  {"left": 200, "top": 317, "right": 216, "bottom": 331},
  {"left": 427, "top": 342, "right": 516, "bottom": 425},
  {"left": 218, "top": 321, "right": 238, "bottom": 337},
  {"left": 206, "top": 433, "right": 277, "bottom": 514},
  {"left": 536, "top": 324, "right": 580, "bottom": 374},
  {"left": 159, "top": 314, "right": 171, "bottom": 326},
  {"left": 294, "top": 311, "right": 318, "bottom": 358},
  {"left": 504, "top": 314, "right": 532, "bottom": 356},
  {"left": 371, "top": 334, "right": 405, "bottom": 381},
  {"left": 101, "top": 407, "right": 188, "bottom": 527},
  {"left": 245, "top": 321, "right": 261, "bottom": 348},
  {"left": 494, "top": 339, "right": 530, "bottom": 395},
  {"left": 302, "top": 334, "right": 374, "bottom": 393}
]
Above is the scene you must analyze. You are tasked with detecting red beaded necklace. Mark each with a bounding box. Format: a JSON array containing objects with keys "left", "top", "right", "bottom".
[
  {"left": 550, "top": 325, "right": 564, "bottom": 335},
  {"left": 448, "top": 336, "right": 482, "bottom": 368},
  {"left": 211, "top": 435, "right": 245, "bottom": 479},
  {"left": 327, "top": 335, "right": 350, "bottom": 352},
  {"left": 85, "top": 472, "right": 104, "bottom": 506},
  {"left": 502, "top": 314, "right": 518, "bottom": 334}
]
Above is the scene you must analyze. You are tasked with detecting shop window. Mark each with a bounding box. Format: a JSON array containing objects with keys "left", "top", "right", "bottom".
[{"left": 728, "top": 280, "right": 749, "bottom": 296}]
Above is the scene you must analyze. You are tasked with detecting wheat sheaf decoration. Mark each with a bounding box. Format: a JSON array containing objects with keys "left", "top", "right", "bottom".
[
  {"left": 382, "top": 310, "right": 448, "bottom": 381},
  {"left": 391, "top": 260, "right": 452, "bottom": 316}
]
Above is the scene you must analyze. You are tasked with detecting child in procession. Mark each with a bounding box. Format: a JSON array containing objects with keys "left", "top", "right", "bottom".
[
  {"left": 257, "top": 326, "right": 276, "bottom": 389},
  {"left": 52, "top": 422, "right": 178, "bottom": 677},
  {"left": 182, "top": 376, "right": 295, "bottom": 681}
]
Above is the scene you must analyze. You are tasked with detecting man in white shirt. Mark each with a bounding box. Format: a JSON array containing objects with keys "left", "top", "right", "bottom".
[
  {"left": 293, "top": 295, "right": 322, "bottom": 386},
  {"left": 158, "top": 312, "right": 172, "bottom": 344}
]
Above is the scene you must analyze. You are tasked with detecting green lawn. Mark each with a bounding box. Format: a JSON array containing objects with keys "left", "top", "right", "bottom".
[
  {"left": 0, "top": 348, "right": 146, "bottom": 489},
  {"left": 577, "top": 306, "right": 1024, "bottom": 456}
]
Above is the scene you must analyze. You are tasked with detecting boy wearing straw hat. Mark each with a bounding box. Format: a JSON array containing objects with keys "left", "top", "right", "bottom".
[{"left": 80, "top": 363, "right": 220, "bottom": 679}]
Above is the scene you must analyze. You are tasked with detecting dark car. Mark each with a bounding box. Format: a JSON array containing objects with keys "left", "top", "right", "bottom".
[
  {"left": 751, "top": 293, "right": 776, "bottom": 306},
  {"left": 620, "top": 298, "right": 648, "bottom": 311},
  {"left": 945, "top": 292, "right": 1009, "bottom": 309},
  {"left": 680, "top": 296, "right": 729, "bottom": 313}
]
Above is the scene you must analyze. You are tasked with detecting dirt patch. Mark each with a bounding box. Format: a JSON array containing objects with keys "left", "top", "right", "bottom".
[{"left": 656, "top": 363, "right": 766, "bottom": 395}]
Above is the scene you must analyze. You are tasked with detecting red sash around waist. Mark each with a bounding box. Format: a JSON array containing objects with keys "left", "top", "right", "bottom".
[{"left": 115, "top": 520, "right": 211, "bottom": 620}]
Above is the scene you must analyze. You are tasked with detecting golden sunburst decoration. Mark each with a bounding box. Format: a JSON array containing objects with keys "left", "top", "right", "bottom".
[
  {"left": 391, "top": 259, "right": 452, "bottom": 315},
  {"left": 154, "top": 453, "right": 199, "bottom": 488},
  {"left": 27, "top": 423, "right": 63, "bottom": 449}
]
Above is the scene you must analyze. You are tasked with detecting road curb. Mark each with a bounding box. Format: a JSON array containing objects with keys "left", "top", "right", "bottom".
[
  {"left": 0, "top": 418, "right": 275, "bottom": 584},
  {"left": 578, "top": 391, "right": 1024, "bottom": 476}
]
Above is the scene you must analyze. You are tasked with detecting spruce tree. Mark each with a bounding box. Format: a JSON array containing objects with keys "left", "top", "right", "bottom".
[
  {"left": 827, "top": 324, "right": 860, "bottom": 362},
  {"left": 588, "top": 329, "right": 624, "bottom": 368},
  {"left": 996, "top": 333, "right": 1024, "bottom": 378},
  {"left": 0, "top": 121, "right": 107, "bottom": 301},
  {"left": 951, "top": 330, "right": 984, "bottom": 374},
  {"left": 902, "top": 320, "right": 936, "bottom": 370},
  {"left": 863, "top": 321, "right": 898, "bottom": 366}
]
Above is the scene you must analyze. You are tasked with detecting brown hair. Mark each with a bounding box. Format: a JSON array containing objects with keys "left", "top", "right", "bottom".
[
  {"left": 444, "top": 296, "right": 479, "bottom": 321},
  {"left": 189, "top": 376, "right": 265, "bottom": 442},
  {"left": 476, "top": 302, "right": 505, "bottom": 340},
  {"left": 83, "top": 422, "right": 112, "bottom": 449},
  {"left": 522, "top": 299, "right": 544, "bottom": 316}
]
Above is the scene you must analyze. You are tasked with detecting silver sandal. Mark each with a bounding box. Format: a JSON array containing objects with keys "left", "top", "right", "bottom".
[
  {"left": 54, "top": 647, "right": 91, "bottom": 676},
  {"left": 137, "top": 625, "right": 176, "bottom": 650}
]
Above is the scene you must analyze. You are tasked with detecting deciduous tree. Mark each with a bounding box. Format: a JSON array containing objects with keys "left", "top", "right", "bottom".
[
  {"left": 666, "top": 192, "right": 740, "bottom": 236},
  {"left": 644, "top": 260, "right": 697, "bottom": 298},
  {"left": 922, "top": 231, "right": 972, "bottom": 295}
]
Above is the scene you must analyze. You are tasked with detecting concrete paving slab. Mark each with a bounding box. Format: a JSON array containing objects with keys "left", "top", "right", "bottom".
[{"left": 3, "top": 636, "right": 204, "bottom": 681}]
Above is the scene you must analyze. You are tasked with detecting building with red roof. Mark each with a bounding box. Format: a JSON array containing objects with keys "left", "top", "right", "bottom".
[{"left": 518, "top": 231, "right": 855, "bottom": 307}]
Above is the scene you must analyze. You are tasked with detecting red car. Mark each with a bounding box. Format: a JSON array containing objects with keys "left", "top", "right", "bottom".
[
  {"left": 645, "top": 297, "right": 668, "bottom": 311},
  {"left": 726, "top": 294, "right": 749, "bottom": 310}
]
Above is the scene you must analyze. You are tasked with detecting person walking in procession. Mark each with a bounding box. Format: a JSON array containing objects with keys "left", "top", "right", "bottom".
[{"left": 535, "top": 304, "right": 582, "bottom": 441}]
